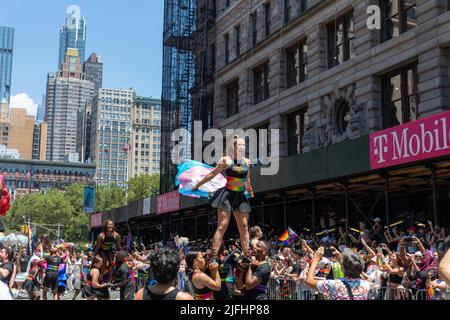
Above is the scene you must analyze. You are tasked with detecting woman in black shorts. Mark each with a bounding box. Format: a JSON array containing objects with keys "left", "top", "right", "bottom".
[
  {"left": 82, "top": 255, "right": 110, "bottom": 300},
  {"left": 193, "top": 136, "right": 255, "bottom": 263},
  {"left": 95, "top": 220, "right": 121, "bottom": 280},
  {"left": 23, "top": 258, "right": 42, "bottom": 300}
]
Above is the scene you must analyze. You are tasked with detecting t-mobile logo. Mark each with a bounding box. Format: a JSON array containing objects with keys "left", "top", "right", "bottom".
[{"left": 373, "top": 134, "right": 388, "bottom": 164}]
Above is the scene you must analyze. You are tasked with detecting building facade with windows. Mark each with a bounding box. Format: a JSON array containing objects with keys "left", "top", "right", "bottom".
[
  {"left": 140, "top": 0, "right": 450, "bottom": 243},
  {"left": 0, "top": 26, "right": 14, "bottom": 107},
  {"left": 83, "top": 53, "right": 103, "bottom": 94},
  {"left": 45, "top": 49, "right": 95, "bottom": 162},
  {"left": 0, "top": 158, "right": 95, "bottom": 200},
  {"left": 131, "top": 96, "right": 161, "bottom": 177},
  {"left": 90, "top": 88, "right": 135, "bottom": 188},
  {"left": 58, "top": 6, "right": 86, "bottom": 68},
  {"left": 0, "top": 108, "right": 36, "bottom": 160}
]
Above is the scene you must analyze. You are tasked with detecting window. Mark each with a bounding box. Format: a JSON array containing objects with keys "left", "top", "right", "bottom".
[
  {"left": 298, "top": 0, "right": 308, "bottom": 14},
  {"left": 284, "top": 0, "right": 292, "bottom": 24},
  {"left": 327, "top": 11, "right": 355, "bottom": 68},
  {"left": 253, "top": 62, "right": 270, "bottom": 104},
  {"left": 286, "top": 40, "right": 308, "bottom": 88},
  {"left": 251, "top": 12, "right": 257, "bottom": 48},
  {"left": 287, "top": 107, "right": 308, "bottom": 156},
  {"left": 381, "top": 64, "right": 418, "bottom": 129},
  {"left": 226, "top": 80, "right": 239, "bottom": 118},
  {"left": 254, "top": 123, "right": 271, "bottom": 161},
  {"left": 224, "top": 33, "right": 230, "bottom": 64},
  {"left": 264, "top": 2, "right": 271, "bottom": 37},
  {"left": 380, "top": 0, "right": 417, "bottom": 43},
  {"left": 235, "top": 25, "right": 241, "bottom": 57}
]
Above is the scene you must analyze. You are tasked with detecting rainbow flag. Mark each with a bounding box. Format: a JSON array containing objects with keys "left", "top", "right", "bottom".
[{"left": 278, "top": 227, "right": 299, "bottom": 243}]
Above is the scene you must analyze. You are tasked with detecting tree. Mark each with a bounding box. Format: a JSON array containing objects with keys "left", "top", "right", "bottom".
[
  {"left": 127, "top": 174, "right": 160, "bottom": 203},
  {"left": 6, "top": 189, "right": 76, "bottom": 241},
  {"left": 95, "top": 184, "right": 127, "bottom": 212}
]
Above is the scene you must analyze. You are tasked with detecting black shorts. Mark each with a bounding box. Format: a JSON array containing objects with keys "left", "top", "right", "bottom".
[
  {"left": 43, "top": 272, "right": 58, "bottom": 291},
  {"left": 209, "top": 188, "right": 251, "bottom": 213},
  {"left": 23, "top": 279, "right": 40, "bottom": 295},
  {"left": 82, "top": 285, "right": 110, "bottom": 299}
]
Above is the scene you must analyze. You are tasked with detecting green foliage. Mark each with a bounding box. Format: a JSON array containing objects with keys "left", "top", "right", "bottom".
[
  {"left": 94, "top": 183, "right": 127, "bottom": 212},
  {"left": 5, "top": 177, "right": 160, "bottom": 242},
  {"left": 127, "top": 174, "right": 160, "bottom": 203}
]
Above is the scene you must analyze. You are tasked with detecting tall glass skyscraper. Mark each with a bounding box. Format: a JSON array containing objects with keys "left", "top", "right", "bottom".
[
  {"left": 58, "top": 5, "right": 86, "bottom": 68},
  {"left": 0, "top": 26, "right": 14, "bottom": 106}
]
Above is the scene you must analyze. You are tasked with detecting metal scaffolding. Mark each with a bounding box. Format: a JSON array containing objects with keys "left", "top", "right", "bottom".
[{"left": 160, "top": 0, "right": 197, "bottom": 193}]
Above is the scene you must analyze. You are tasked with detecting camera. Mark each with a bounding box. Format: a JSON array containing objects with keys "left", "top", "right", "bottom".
[
  {"left": 324, "top": 246, "right": 334, "bottom": 258},
  {"left": 403, "top": 237, "right": 413, "bottom": 243}
]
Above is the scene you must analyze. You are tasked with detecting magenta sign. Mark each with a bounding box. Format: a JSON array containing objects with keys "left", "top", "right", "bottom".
[
  {"left": 157, "top": 191, "right": 180, "bottom": 214},
  {"left": 90, "top": 213, "right": 103, "bottom": 228},
  {"left": 370, "top": 111, "right": 450, "bottom": 169}
]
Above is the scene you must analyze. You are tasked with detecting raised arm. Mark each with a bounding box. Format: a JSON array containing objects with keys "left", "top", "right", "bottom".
[
  {"left": 306, "top": 247, "right": 324, "bottom": 290},
  {"left": 301, "top": 239, "right": 314, "bottom": 255},
  {"left": 361, "top": 237, "right": 376, "bottom": 257}
]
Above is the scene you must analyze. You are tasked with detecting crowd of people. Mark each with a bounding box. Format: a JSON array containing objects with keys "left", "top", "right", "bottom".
[{"left": 1, "top": 218, "right": 450, "bottom": 301}]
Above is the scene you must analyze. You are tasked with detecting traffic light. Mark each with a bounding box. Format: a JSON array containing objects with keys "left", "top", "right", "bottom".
[{"left": 20, "top": 225, "right": 29, "bottom": 234}]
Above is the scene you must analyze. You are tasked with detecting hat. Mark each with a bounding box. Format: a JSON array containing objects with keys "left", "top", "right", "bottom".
[
  {"left": 318, "top": 258, "right": 331, "bottom": 269},
  {"left": 407, "top": 226, "right": 416, "bottom": 232},
  {"left": 373, "top": 217, "right": 381, "bottom": 222}
]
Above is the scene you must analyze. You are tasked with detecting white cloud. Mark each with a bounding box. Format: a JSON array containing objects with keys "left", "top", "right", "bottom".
[{"left": 10, "top": 93, "right": 38, "bottom": 117}]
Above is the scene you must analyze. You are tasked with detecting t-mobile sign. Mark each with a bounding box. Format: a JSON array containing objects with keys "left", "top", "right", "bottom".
[
  {"left": 370, "top": 111, "right": 450, "bottom": 169},
  {"left": 157, "top": 191, "right": 180, "bottom": 215}
]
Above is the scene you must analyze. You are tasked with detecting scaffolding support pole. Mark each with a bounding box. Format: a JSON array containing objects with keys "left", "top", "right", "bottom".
[
  {"left": 312, "top": 194, "right": 316, "bottom": 235},
  {"left": 195, "top": 216, "right": 198, "bottom": 241},
  {"left": 345, "top": 185, "right": 349, "bottom": 232},
  {"left": 384, "top": 174, "right": 390, "bottom": 226},
  {"left": 431, "top": 166, "right": 438, "bottom": 226}
]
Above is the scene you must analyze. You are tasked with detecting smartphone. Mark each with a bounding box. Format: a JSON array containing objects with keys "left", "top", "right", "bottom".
[
  {"left": 324, "top": 247, "right": 334, "bottom": 258},
  {"left": 403, "top": 237, "right": 413, "bottom": 243}
]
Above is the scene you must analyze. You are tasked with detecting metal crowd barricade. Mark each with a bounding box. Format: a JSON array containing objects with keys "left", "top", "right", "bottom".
[
  {"left": 267, "top": 277, "right": 322, "bottom": 300},
  {"left": 378, "top": 287, "right": 414, "bottom": 300},
  {"left": 415, "top": 289, "right": 429, "bottom": 301}
]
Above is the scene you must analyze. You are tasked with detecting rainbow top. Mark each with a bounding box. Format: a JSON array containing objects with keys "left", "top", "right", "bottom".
[
  {"left": 225, "top": 176, "right": 246, "bottom": 191},
  {"left": 225, "top": 159, "right": 248, "bottom": 191}
]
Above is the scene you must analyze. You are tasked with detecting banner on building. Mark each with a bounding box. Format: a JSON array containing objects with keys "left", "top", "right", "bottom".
[
  {"left": 90, "top": 212, "right": 103, "bottom": 228},
  {"left": 157, "top": 191, "right": 179, "bottom": 215},
  {"left": 370, "top": 111, "right": 450, "bottom": 169},
  {"left": 84, "top": 186, "right": 95, "bottom": 213}
]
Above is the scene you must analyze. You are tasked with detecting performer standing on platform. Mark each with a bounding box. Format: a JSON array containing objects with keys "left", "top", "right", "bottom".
[
  {"left": 193, "top": 136, "right": 254, "bottom": 264},
  {"left": 94, "top": 220, "right": 121, "bottom": 280}
]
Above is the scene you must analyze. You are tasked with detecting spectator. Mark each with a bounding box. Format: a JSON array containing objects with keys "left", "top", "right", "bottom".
[
  {"left": 306, "top": 247, "right": 371, "bottom": 300},
  {"left": 135, "top": 248, "right": 192, "bottom": 300}
]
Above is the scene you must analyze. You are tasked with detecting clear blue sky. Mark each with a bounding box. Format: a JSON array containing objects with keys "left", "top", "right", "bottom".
[{"left": 0, "top": 0, "right": 164, "bottom": 113}]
